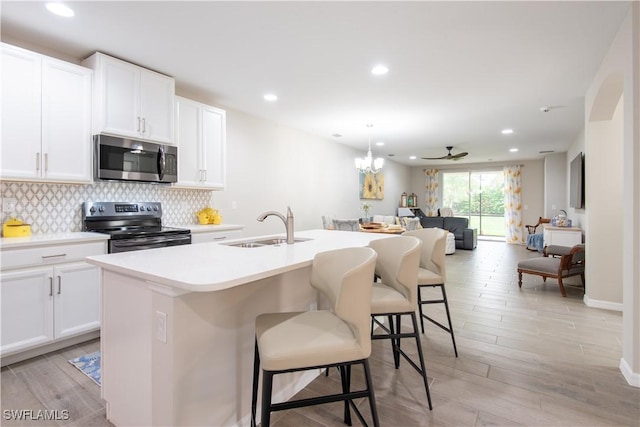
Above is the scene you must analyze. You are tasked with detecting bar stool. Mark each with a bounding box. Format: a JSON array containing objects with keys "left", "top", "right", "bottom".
[
  {"left": 251, "top": 247, "right": 380, "bottom": 427},
  {"left": 404, "top": 228, "right": 458, "bottom": 357},
  {"left": 368, "top": 236, "right": 433, "bottom": 410}
]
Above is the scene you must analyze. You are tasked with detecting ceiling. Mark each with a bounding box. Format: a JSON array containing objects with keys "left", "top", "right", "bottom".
[{"left": 1, "top": 1, "right": 631, "bottom": 165}]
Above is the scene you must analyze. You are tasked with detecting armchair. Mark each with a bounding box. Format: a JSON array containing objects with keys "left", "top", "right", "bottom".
[
  {"left": 525, "top": 217, "right": 551, "bottom": 251},
  {"left": 517, "top": 244, "right": 585, "bottom": 297},
  {"left": 525, "top": 217, "right": 551, "bottom": 234}
]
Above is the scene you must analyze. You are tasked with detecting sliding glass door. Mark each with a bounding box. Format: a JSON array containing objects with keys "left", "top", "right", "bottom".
[{"left": 442, "top": 170, "right": 505, "bottom": 237}]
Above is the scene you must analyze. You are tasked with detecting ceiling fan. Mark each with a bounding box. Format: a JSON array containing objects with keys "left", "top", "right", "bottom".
[{"left": 422, "top": 146, "right": 468, "bottom": 161}]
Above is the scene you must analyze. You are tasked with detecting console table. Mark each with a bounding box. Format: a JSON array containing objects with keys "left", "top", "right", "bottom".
[{"left": 543, "top": 226, "right": 582, "bottom": 247}]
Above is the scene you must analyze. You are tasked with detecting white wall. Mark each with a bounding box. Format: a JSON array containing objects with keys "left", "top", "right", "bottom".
[
  {"left": 585, "top": 97, "right": 624, "bottom": 305},
  {"left": 543, "top": 153, "right": 567, "bottom": 219},
  {"left": 584, "top": 2, "right": 639, "bottom": 387}
]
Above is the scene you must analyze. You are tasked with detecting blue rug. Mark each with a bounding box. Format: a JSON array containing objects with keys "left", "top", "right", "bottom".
[{"left": 68, "top": 351, "right": 101, "bottom": 386}]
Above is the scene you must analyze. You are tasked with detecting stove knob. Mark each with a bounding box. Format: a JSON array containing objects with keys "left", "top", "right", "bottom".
[
  {"left": 89, "top": 206, "right": 96, "bottom": 215},
  {"left": 98, "top": 206, "right": 105, "bottom": 213},
  {"left": 153, "top": 206, "right": 158, "bottom": 211},
  {"left": 147, "top": 206, "right": 152, "bottom": 211}
]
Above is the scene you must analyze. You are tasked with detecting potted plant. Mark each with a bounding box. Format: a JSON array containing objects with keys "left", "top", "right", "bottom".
[{"left": 361, "top": 201, "right": 372, "bottom": 223}]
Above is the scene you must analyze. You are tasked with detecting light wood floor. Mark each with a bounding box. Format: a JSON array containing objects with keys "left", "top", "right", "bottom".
[{"left": 2, "top": 241, "right": 638, "bottom": 426}]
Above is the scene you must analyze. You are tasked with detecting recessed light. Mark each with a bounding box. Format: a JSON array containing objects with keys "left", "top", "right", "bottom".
[
  {"left": 409, "top": 155, "right": 417, "bottom": 160},
  {"left": 332, "top": 133, "right": 343, "bottom": 138},
  {"left": 501, "top": 129, "right": 514, "bottom": 135},
  {"left": 263, "top": 93, "right": 278, "bottom": 102},
  {"left": 371, "top": 65, "right": 389, "bottom": 75},
  {"left": 375, "top": 141, "right": 384, "bottom": 146},
  {"left": 509, "top": 148, "right": 519, "bottom": 152},
  {"left": 45, "top": 2, "right": 74, "bottom": 17}
]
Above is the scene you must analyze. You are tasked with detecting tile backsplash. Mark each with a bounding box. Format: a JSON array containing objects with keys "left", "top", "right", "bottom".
[{"left": 1, "top": 181, "right": 214, "bottom": 234}]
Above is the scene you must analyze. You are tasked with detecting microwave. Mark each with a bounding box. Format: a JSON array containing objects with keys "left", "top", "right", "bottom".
[{"left": 94, "top": 135, "right": 177, "bottom": 184}]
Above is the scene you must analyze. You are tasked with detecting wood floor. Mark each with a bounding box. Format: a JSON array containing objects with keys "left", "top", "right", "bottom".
[{"left": 2, "top": 241, "right": 638, "bottom": 426}]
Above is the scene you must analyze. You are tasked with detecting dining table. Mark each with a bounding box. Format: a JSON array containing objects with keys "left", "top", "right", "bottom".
[{"left": 359, "top": 223, "right": 406, "bottom": 235}]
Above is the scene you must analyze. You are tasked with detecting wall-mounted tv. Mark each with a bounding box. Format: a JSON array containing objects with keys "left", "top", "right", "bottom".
[{"left": 569, "top": 152, "right": 585, "bottom": 209}]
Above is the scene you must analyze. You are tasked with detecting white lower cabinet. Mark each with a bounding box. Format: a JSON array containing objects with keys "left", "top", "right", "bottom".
[
  {"left": 191, "top": 230, "right": 242, "bottom": 244},
  {"left": 54, "top": 262, "right": 101, "bottom": 339},
  {"left": 0, "top": 267, "right": 53, "bottom": 354},
  {"left": 0, "top": 240, "right": 105, "bottom": 358},
  {"left": 543, "top": 227, "right": 582, "bottom": 248}
]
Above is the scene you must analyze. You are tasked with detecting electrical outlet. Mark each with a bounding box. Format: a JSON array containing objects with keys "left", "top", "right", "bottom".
[
  {"left": 156, "top": 311, "right": 167, "bottom": 343},
  {"left": 231, "top": 201, "right": 237, "bottom": 210},
  {"left": 2, "top": 198, "right": 17, "bottom": 213}
]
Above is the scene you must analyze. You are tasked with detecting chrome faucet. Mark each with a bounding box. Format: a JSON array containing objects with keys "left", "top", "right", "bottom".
[{"left": 257, "top": 206, "right": 295, "bottom": 244}]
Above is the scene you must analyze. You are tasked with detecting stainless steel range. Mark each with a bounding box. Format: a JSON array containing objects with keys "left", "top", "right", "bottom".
[{"left": 82, "top": 202, "right": 191, "bottom": 253}]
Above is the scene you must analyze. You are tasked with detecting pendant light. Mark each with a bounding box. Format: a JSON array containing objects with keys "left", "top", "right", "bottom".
[{"left": 355, "top": 124, "right": 384, "bottom": 174}]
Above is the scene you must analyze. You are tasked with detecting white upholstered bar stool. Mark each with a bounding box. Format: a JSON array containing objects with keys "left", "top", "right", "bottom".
[
  {"left": 368, "top": 236, "right": 433, "bottom": 410},
  {"left": 251, "top": 247, "right": 380, "bottom": 427},
  {"left": 404, "top": 228, "right": 458, "bottom": 357}
]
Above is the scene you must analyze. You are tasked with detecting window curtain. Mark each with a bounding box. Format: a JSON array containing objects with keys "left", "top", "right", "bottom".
[
  {"left": 424, "top": 169, "right": 439, "bottom": 216},
  {"left": 504, "top": 165, "right": 524, "bottom": 243}
]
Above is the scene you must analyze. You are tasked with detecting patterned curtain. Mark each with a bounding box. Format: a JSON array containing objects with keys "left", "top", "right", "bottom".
[
  {"left": 424, "top": 169, "right": 439, "bottom": 216},
  {"left": 504, "top": 165, "right": 524, "bottom": 244}
]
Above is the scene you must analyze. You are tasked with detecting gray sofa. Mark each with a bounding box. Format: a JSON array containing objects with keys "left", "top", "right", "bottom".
[{"left": 419, "top": 216, "right": 477, "bottom": 250}]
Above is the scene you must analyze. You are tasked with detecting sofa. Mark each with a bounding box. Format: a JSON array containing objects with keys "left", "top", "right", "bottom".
[{"left": 418, "top": 216, "right": 477, "bottom": 250}]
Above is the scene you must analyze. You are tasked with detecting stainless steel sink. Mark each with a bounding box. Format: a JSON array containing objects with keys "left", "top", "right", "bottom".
[
  {"left": 252, "top": 237, "right": 312, "bottom": 246},
  {"left": 227, "top": 242, "right": 267, "bottom": 248},
  {"left": 223, "top": 236, "right": 312, "bottom": 248}
]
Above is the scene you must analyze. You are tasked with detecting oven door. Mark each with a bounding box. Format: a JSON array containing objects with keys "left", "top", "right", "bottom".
[
  {"left": 95, "top": 134, "right": 177, "bottom": 183},
  {"left": 109, "top": 234, "right": 191, "bottom": 253}
]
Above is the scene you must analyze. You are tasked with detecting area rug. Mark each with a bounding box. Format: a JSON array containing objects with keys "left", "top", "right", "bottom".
[{"left": 68, "top": 351, "right": 101, "bottom": 386}]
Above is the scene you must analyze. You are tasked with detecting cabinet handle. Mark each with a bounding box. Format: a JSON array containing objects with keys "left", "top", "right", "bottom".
[
  {"left": 44, "top": 153, "right": 49, "bottom": 172},
  {"left": 57, "top": 276, "right": 62, "bottom": 295},
  {"left": 49, "top": 277, "right": 53, "bottom": 296},
  {"left": 42, "top": 254, "right": 67, "bottom": 260},
  {"left": 212, "top": 236, "right": 226, "bottom": 241},
  {"left": 36, "top": 153, "right": 40, "bottom": 171}
]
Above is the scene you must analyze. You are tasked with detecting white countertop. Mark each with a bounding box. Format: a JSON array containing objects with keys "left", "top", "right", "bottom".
[
  {"left": 86, "top": 229, "right": 394, "bottom": 292},
  {"left": 0, "top": 232, "right": 110, "bottom": 249}
]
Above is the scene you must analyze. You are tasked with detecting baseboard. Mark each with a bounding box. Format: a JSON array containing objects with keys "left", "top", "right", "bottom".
[
  {"left": 583, "top": 294, "right": 623, "bottom": 311},
  {"left": 0, "top": 331, "right": 100, "bottom": 367},
  {"left": 620, "top": 358, "right": 640, "bottom": 388}
]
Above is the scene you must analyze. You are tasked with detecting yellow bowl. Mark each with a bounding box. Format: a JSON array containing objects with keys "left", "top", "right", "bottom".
[{"left": 3, "top": 223, "right": 31, "bottom": 237}]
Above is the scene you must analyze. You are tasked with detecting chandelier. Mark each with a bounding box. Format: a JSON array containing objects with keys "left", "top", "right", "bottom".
[{"left": 354, "top": 124, "right": 384, "bottom": 174}]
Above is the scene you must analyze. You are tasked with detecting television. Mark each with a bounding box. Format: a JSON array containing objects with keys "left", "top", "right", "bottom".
[{"left": 569, "top": 152, "right": 585, "bottom": 209}]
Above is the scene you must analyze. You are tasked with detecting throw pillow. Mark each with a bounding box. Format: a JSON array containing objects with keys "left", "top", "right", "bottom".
[
  {"left": 402, "top": 217, "right": 422, "bottom": 231},
  {"left": 332, "top": 219, "right": 360, "bottom": 231}
]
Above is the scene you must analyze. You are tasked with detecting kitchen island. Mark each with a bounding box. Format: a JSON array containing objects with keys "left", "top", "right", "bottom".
[{"left": 86, "top": 229, "right": 394, "bottom": 427}]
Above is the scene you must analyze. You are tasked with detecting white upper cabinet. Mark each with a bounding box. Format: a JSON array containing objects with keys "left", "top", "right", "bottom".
[
  {"left": 174, "top": 96, "right": 226, "bottom": 189},
  {"left": 1, "top": 43, "right": 92, "bottom": 183},
  {"left": 83, "top": 52, "right": 174, "bottom": 144}
]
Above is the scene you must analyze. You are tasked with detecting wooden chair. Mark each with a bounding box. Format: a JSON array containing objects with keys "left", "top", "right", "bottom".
[
  {"left": 517, "top": 244, "right": 585, "bottom": 297},
  {"left": 525, "top": 217, "right": 551, "bottom": 234}
]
